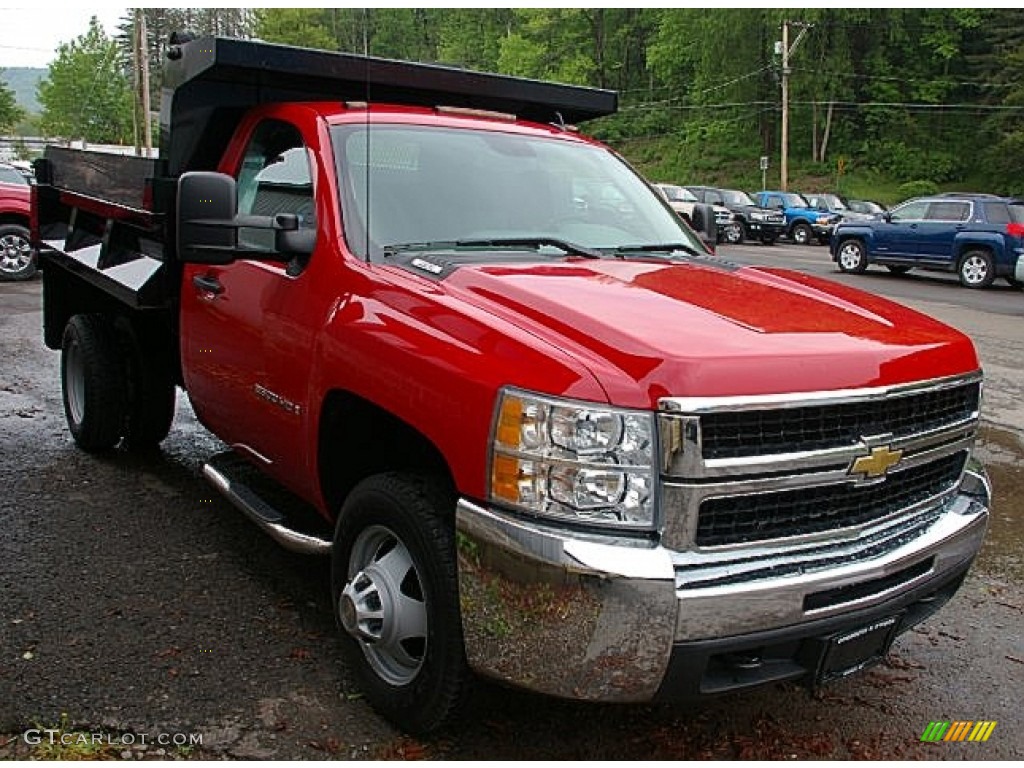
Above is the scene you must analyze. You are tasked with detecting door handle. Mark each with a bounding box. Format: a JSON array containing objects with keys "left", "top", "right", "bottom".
[{"left": 192, "top": 274, "right": 223, "bottom": 296}]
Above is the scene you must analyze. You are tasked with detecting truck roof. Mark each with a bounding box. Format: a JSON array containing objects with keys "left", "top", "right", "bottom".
[{"left": 161, "top": 35, "right": 618, "bottom": 176}]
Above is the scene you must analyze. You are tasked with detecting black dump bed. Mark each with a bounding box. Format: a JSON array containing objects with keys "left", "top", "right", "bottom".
[{"left": 33, "top": 35, "right": 618, "bottom": 315}]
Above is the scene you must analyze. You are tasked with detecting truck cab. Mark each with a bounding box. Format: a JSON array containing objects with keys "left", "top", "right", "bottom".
[{"left": 33, "top": 36, "right": 991, "bottom": 736}]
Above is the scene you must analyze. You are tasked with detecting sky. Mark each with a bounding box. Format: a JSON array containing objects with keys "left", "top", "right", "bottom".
[{"left": 0, "top": 6, "right": 130, "bottom": 68}]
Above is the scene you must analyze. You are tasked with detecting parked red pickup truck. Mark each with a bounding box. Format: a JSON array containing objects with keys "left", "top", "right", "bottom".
[
  {"left": 33, "top": 36, "right": 991, "bottom": 734},
  {"left": 0, "top": 161, "right": 34, "bottom": 280}
]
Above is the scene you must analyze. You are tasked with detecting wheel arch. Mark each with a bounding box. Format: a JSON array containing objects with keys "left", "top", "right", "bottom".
[
  {"left": 318, "top": 389, "right": 456, "bottom": 520},
  {"left": 954, "top": 240, "right": 996, "bottom": 267},
  {"left": 0, "top": 212, "right": 29, "bottom": 229}
]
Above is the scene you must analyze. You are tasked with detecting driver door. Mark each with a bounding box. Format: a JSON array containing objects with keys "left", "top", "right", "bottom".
[{"left": 180, "top": 117, "right": 319, "bottom": 474}]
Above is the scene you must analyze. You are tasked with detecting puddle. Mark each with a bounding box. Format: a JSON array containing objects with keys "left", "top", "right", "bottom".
[{"left": 975, "top": 426, "right": 1024, "bottom": 580}]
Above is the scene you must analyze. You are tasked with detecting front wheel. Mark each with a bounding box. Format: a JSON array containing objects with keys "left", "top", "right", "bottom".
[
  {"left": 958, "top": 250, "right": 995, "bottom": 288},
  {"left": 0, "top": 224, "right": 36, "bottom": 281},
  {"left": 332, "top": 473, "right": 472, "bottom": 734},
  {"left": 836, "top": 239, "right": 868, "bottom": 274},
  {"left": 790, "top": 221, "right": 812, "bottom": 245},
  {"left": 723, "top": 222, "right": 744, "bottom": 245}
]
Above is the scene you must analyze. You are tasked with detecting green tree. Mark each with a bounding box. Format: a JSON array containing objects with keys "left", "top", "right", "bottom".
[
  {"left": 38, "top": 17, "right": 133, "bottom": 143},
  {"left": 0, "top": 71, "right": 24, "bottom": 133}
]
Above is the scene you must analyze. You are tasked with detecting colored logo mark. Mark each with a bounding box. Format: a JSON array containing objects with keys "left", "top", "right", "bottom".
[{"left": 920, "top": 721, "right": 997, "bottom": 742}]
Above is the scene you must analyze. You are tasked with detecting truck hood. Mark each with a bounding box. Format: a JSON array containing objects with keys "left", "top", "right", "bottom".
[{"left": 443, "top": 258, "right": 978, "bottom": 409}]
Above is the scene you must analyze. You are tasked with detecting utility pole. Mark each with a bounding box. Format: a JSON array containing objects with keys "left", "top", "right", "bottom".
[
  {"left": 779, "top": 20, "right": 810, "bottom": 191},
  {"left": 132, "top": 11, "right": 153, "bottom": 156},
  {"left": 140, "top": 11, "right": 152, "bottom": 155}
]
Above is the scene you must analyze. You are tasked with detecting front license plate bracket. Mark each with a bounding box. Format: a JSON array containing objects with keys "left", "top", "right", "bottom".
[{"left": 815, "top": 614, "right": 902, "bottom": 685}]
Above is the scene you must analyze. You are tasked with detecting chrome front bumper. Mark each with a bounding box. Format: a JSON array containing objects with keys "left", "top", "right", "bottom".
[{"left": 455, "top": 463, "right": 989, "bottom": 702}]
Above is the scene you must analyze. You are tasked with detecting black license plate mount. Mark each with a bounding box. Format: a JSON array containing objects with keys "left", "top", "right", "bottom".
[{"left": 816, "top": 614, "right": 902, "bottom": 684}]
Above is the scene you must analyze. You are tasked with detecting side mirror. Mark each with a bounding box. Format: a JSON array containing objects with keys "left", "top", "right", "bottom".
[
  {"left": 177, "top": 172, "right": 316, "bottom": 263},
  {"left": 883, "top": 211, "right": 893, "bottom": 223},
  {"left": 690, "top": 203, "right": 718, "bottom": 250},
  {"left": 178, "top": 171, "right": 237, "bottom": 264}
]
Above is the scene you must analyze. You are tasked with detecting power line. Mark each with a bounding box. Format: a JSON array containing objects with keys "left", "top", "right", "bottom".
[
  {"left": 789, "top": 99, "right": 1024, "bottom": 111},
  {"left": 789, "top": 67, "right": 1014, "bottom": 90},
  {"left": 620, "top": 66, "right": 771, "bottom": 109}
]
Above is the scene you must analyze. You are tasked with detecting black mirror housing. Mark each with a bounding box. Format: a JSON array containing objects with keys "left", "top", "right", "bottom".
[
  {"left": 177, "top": 171, "right": 238, "bottom": 264},
  {"left": 177, "top": 174, "right": 316, "bottom": 263},
  {"left": 690, "top": 203, "right": 718, "bottom": 247}
]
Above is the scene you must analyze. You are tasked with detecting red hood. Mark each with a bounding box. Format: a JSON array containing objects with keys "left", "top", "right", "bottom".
[{"left": 443, "top": 258, "right": 979, "bottom": 409}]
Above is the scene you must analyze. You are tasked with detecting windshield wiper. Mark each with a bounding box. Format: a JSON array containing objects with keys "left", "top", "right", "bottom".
[
  {"left": 455, "top": 237, "right": 602, "bottom": 259},
  {"left": 383, "top": 237, "right": 602, "bottom": 260},
  {"left": 613, "top": 242, "right": 706, "bottom": 258}
]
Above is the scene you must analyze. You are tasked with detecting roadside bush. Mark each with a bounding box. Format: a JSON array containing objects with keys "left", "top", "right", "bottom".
[
  {"left": 865, "top": 140, "right": 961, "bottom": 184},
  {"left": 897, "top": 179, "right": 939, "bottom": 200}
]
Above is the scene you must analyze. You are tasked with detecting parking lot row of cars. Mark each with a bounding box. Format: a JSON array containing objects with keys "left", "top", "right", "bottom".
[
  {"left": 654, "top": 180, "right": 1024, "bottom": 291},
  {"left": 653, "top": 182, "right": 886, "bottom": 248}
]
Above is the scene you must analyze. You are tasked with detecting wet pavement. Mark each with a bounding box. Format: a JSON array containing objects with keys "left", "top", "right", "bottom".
[{"left": 1, "top": 279, "right": 1022, "bottom": 759}]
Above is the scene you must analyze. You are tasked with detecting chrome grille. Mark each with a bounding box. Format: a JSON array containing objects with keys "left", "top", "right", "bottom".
[
  {"left": 695, "top": 452, "right": 966, "bottom": 547},
  {"left": 657, "top": 373, "right": 982, "bottom": 553},
  {"left": 699, "top": 381, "right": 980, "bottom": 460}
]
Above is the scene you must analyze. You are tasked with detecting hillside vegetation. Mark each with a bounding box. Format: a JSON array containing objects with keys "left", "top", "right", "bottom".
[
  {"left": 252, "top": 8, "right": 1024, "bottom": 199},
  {"left": 9, "top": 8, "right": 1024, "bottom": 203}
]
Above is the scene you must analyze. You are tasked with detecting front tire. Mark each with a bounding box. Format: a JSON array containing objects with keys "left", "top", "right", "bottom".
[
  {"left": 836, "top": 239, "right": 868, "bottom": 274},
  {"left": 958, "top": 250, "right": 995, "bottom": 288},
  {"left": 332, "top": 473, "right": 472, "bottom": 734},
  {"left": 791, "top": 221, "right": 812, "bottom": 245},
  {"left": 61, "top": 315, "right": 127, "bottom": 451},
  {"left": 724, "top": 222, "right": 744, "bottom": 245},
  {"left": 0, "top": 224, "right": 35, "bottom": 281}
]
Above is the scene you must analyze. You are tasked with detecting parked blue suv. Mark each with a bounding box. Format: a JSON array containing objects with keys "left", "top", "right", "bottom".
[{"left": 831, "top": 193, "right": 1024, "bottom": 289}]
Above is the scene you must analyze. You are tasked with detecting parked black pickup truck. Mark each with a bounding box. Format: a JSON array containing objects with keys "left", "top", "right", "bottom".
[{"left": 686, "top": 185, "right": 786, "bottom": 245}]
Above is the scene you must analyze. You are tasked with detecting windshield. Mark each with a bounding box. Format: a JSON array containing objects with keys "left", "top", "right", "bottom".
[
  {"left": 332, "top": 124, "right": 702, "bottom": 259},
  {"left": 821, "top": 194, "right": 846, "bottom": 210},
  {"left": 657, "top": 184, "right": 697, "bottom": 203},
  {"left": 781, "top": 192, "right": 809, "bottom": 208},
  {"left": 722, "top": 189, "right": 755, "bottom": 206}
]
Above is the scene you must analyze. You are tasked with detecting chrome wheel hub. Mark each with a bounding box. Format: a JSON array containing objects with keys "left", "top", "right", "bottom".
[
  {"left": 839, "top": 244, "right": 861, "bottom": 269},
  {"left": 0, "top": 233, "right": 31, "bottom": 274},
  {"left": 962, "top": 256, "right": 987, "bottom": 284},
  {"left": 341, "top": 525, "right": 427, "bottom": 686}
]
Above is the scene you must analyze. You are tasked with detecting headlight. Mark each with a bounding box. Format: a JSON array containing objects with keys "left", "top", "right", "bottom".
[
  {"left": 750, "top": 211, "right": 766, "bottom": 221},
  {"left": 490, "top": 389, "right": 655, "bottom": 530},
  {"left": 815, "top": 215, "right": 832, "bottom": 225}
]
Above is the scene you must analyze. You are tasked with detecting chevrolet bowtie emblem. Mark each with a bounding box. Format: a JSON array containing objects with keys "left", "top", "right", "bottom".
[{"left": 850, "top": 445, "right": 903, "bottom": 479}]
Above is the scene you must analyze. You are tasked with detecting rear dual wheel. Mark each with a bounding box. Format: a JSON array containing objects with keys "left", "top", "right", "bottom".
[{"left": 60, "top": 314, "right": 175, "bottom": 451}]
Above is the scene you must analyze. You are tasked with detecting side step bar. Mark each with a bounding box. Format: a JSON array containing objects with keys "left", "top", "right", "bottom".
[{"left": 203, "top": 454, "right": 332, "bottom": 556}]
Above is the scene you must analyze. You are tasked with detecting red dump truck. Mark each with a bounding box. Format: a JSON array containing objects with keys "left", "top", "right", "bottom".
[{"left": 33, "top": 36, "right": 990, "bottom": 734}]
